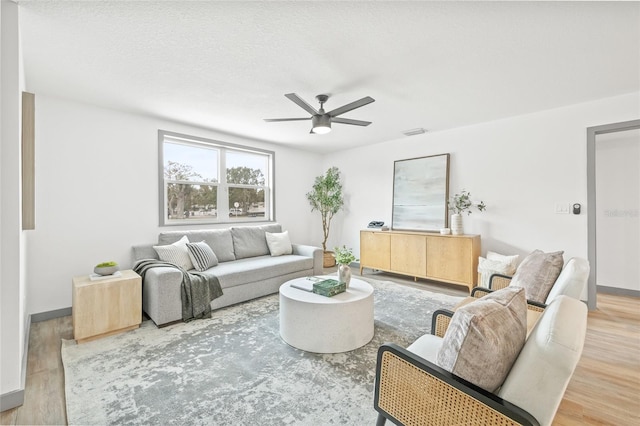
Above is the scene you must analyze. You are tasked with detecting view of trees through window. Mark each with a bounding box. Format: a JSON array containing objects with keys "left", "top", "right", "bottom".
[{"left": 160, "top": 131, "right": 273, "bottom": 225}]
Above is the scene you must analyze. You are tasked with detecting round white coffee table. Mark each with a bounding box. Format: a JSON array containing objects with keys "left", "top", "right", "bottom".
[{"left": 279, "top": 276, "right": 374, "bottom": 353}]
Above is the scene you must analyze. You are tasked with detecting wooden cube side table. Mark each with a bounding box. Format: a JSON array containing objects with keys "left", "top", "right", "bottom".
[{"left": 72, "top": 269, "right": 142, "bottom": 343}]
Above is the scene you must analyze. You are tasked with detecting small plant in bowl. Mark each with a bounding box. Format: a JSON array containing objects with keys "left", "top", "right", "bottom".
[{"left": 94, "top": 261, "right": 119, "bottom": 276}]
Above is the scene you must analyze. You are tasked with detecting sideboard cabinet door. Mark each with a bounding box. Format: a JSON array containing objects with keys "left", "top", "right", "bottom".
[
  {"left": 390, "top": 233, "right": 427, "bottom": 277},
  {"left": 426, "top": 235, "right": 480, "bottom": 287},
  {"left": 360, "top": 231, "right": 391, "bottom": 272}
]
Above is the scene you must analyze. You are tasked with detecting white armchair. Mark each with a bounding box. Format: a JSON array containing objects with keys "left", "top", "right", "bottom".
[
  {"left": 487, "top": 257, "right": 590, "bottom": 305},
  {"left": 374, "top": 295, "right": 588, "bottom": 426}
]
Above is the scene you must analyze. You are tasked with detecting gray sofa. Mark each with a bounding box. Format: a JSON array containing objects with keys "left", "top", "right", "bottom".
[{"left": 132, "top": 224, "right": 323, "bottom": 326}]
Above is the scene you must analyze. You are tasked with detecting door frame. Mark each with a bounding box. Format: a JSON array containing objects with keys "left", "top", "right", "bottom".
[{"left": 586, "top": 119, "right": 640, "bottom": 310}]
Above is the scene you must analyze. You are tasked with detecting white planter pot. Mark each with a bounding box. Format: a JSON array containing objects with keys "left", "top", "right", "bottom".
[{"left": 451, "top": 214, "right": 464, "bottom": 235}]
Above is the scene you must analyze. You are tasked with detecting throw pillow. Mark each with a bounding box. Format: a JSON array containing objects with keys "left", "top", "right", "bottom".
[
  {"left": 478, "top": 257, "right": 516, "bottom": 288},
  {"left": 153, "top": 235, "right": 194, "bottom": 271},
  {"left": 487, "top": 251, "right": 519, "bottom": 274},
  {"left": 265, "top": 231, "right": 293, "bottom": 257},
  {"left": 436, "top": 286, "right": 527, "bottom": 392},
  {"left": 186, "top": 241, "right": 219, "bottom": 272},
  {"left": 509, "top": 250, "right": 564, "bottom": 303}
]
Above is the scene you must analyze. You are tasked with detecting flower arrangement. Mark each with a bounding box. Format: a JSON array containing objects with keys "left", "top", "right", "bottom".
[
  {"left": 333, "top": 246, "right": 358, "bottom": 265},
  {"left": 449, "top": 190, "right": 486, "bottom": 215}
]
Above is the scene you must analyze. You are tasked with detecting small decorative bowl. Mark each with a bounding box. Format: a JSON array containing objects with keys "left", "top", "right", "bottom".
[{"left": 94, "top": 265, "right": 119, "bottom": 276}]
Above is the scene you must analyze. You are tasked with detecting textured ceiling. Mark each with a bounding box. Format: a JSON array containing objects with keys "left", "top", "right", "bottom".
[{"left": 18, "top": 1, "right": 640, "bottom": 154}]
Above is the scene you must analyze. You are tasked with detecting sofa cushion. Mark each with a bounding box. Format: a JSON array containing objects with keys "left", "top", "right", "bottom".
[
  {"left": 509, "top": 249, "right": 564, "bottom": 303},
  {"left": 208, "top": 255, "right": 313, "bottom": 289},
  {"left": 436, "top": 286, "right": 527, "bottom": 392},
  {"left": 186, "top": 241, "right": 219, "bottom": 272},
  {"left": 159, "top": 229, "right": 236, "bottom": 262},
  {"left": 153, "top": 235, "right": 194, "bottom": 271},
  {"left": 259, "top": 223, "right": 282, "bottom": 234},
  {"left": 231, "top": 226, "right": 271, "bottom": 259},
  {"left": 266, "top": 231, "right": 293, "bottom": 256}
]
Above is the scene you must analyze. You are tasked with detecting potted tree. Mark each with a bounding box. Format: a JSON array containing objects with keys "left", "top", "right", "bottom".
[{"left": 306, "top": 166, "right": 344, "bottom": 267}]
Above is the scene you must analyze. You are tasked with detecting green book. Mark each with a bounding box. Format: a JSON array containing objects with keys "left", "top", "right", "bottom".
[{"left": 312, "top": 279, "right": 346, "bottom": 297}]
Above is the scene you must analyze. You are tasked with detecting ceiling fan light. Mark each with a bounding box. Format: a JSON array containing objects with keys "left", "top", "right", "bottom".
[
  {"left": 311, "top": 115, "right": 332, "bottom": 134},
  {"left": 311, "top": 125, "right": 331, "bottom": 135}
]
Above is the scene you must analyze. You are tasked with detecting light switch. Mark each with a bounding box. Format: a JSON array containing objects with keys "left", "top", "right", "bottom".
[{"left": 555, "top": 203, "right": 570, "bottom": 214}]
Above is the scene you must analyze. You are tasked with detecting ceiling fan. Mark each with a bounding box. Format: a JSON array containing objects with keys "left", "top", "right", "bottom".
[{"left": 264, "top": 93, "right": 375, "bottom": 134}]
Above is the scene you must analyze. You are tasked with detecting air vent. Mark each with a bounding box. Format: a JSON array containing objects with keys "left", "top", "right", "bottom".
[{"left": 402, "top": 128, "right": 427, "bottom": 136}]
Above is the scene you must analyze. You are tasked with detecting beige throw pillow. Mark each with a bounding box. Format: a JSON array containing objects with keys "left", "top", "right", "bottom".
[
  {"left": 265, "top": 231, "right": 293, "bottom": 257},
  {"left": 478, "top": 257, "right": 515, "bottom": 288},
  {"left": 436, "top": 286, "right": 527, "bottom": 392},
  {"left": 487, "top": 251, "right": 519, "bottom": 273},
  {"left": 509, "top": 250, "right": 564, "bottom": 303},
  {"left": 153, "top": 235, "right": 194, "bottom": 271}
]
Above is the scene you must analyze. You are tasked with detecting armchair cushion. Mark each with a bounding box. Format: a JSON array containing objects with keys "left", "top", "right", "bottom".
[
  {"left": 406, "top": 334, "right": 443, "bottom": 363},
  {"left": 436, "top": 286, "right": 527, "bottom": 392},
  {"left": 510, "top": 250, "right": 564, "bottom": 303}
]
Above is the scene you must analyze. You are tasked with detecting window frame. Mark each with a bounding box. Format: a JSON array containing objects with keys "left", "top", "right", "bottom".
[{"left": 158, "top": 130, "right": 275, "bottom": 226}]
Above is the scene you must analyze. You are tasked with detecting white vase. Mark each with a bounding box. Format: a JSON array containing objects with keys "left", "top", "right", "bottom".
[
  {"left": 451, "top": 213, "right": 464, "bottom": 235},
  {"left": 338, "top": 264, "right": 352, "bottom": 288}
]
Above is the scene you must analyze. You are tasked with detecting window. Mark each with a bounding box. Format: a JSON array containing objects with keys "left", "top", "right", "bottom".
[{"left": 159, "top": 130, "right": 274, "bottom": 226}]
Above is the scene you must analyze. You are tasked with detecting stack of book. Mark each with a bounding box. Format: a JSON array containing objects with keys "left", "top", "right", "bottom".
[{"left": 291, "top": 277, "right": 346, "bottom": 297}]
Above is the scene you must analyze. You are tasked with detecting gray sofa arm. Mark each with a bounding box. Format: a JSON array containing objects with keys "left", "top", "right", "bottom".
[
  {"left": 141, "top": 266, "right": 183, "bottom": 326},
  {"left": 292, "top": 244, "right": 323, "bottom": 275}
]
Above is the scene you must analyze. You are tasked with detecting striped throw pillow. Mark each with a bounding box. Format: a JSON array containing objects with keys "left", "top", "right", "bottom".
[
  {"left": 186, "top": 241, "right": 218, "bottom": 272},
  {"left": 153, "top": 235, "right": 194, "bottom": 270}
]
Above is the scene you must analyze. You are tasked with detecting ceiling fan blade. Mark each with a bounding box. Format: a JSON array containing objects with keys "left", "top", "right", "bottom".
[
  {"left": 285, "top": 93, "right": 319, "bottom": 116},
  {"left": 332, "top": 117, "right": 372, "bottom": 126},
  {"left": 263, "top": 117, "right": 312, "bottom": 122},
  {"left": 328, "top": 96, "right": 375, "bottom": 117}
]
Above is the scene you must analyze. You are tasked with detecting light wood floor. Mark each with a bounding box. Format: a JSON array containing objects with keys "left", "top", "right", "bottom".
[{"left": 1, "top": 272, "right": 638, "bottom": 425}]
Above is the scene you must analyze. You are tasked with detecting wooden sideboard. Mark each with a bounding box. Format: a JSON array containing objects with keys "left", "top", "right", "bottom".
[{"left": 359, "top": 229, "right": 480, "bottom": 292}]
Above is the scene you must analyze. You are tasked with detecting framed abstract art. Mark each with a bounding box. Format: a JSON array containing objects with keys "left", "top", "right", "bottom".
[{"left": 392, "top": 153, "right": 450, "bottom": 231}]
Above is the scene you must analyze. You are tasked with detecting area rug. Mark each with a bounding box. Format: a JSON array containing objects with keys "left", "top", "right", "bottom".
[{"left": 62, "top": 278, "right": 463, "bottom": 425}]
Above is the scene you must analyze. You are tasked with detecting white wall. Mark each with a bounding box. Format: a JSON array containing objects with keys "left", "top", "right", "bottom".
[
  {"left": 323, "top": 93, "right": 640, "bottom": 279},
  {"left": 26, "top": 95, "right": 323, "bottom": 315},
  {"left": 22, "top": 90, "right": 640, "bottom": 313},
  {"left": 595, "top": 129, "right": 640, "bottom": 291},
  {"left": 1, "top": 0, "right": 27, "bottom": 398}
]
